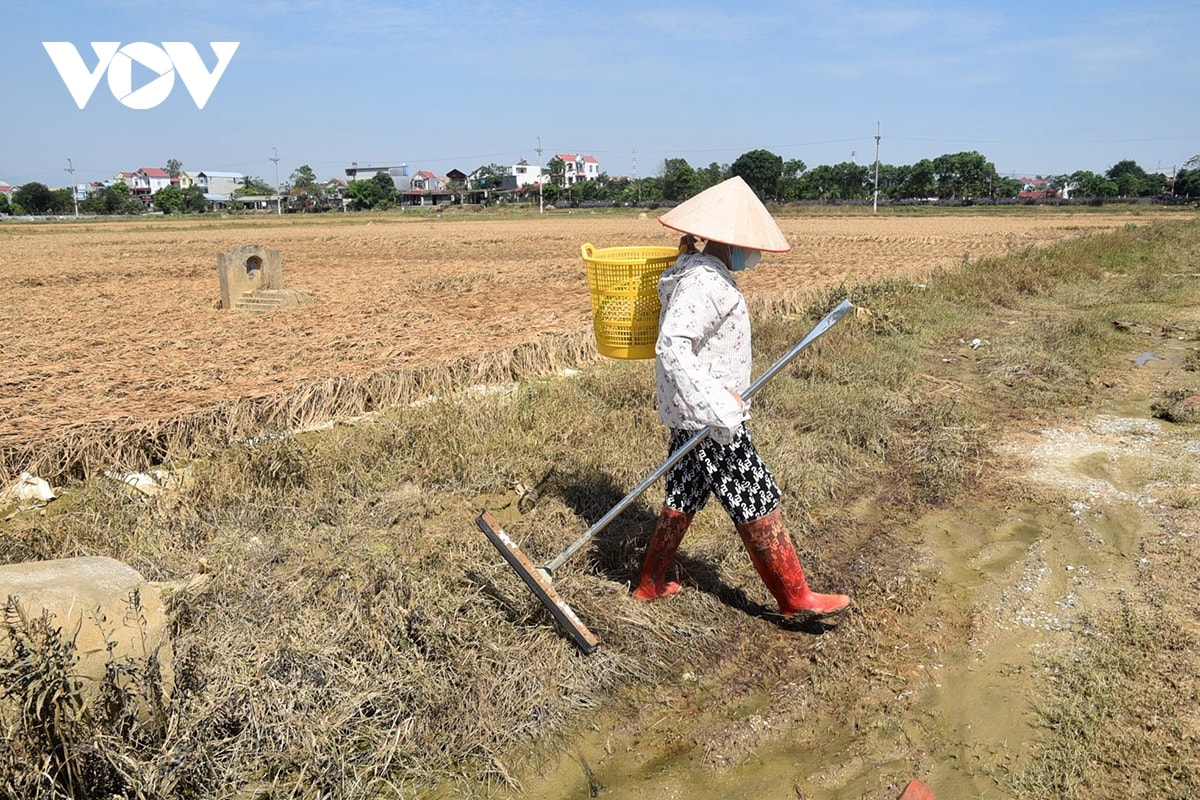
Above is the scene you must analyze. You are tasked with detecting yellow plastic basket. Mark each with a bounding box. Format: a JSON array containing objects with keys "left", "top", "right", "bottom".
[{"left": 582, "top": 242, "right": 681, "bottom": 359}]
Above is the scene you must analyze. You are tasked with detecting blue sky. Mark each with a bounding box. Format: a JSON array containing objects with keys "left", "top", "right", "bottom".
[{"left": 4, "top": 1, "right": 1198, "bottom": 188}]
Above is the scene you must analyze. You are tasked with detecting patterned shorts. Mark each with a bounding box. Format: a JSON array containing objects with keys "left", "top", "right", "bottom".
[{"left": 664, "top": 426, "right": 781, "bottom": 526}]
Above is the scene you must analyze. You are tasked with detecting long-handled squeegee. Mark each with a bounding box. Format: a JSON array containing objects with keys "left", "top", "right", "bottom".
[{"left": 477, "top": 298, "right": 855, "bottom": 653}]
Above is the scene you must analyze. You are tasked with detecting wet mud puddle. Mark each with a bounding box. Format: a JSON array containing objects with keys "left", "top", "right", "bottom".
[{"left": 505, "top": 396, "right": 1191, "bottom": 799}]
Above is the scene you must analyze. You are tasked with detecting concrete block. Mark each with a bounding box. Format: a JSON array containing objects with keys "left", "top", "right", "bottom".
[{"left": 0, "top": 556, "right": 173, "bottom": 708}]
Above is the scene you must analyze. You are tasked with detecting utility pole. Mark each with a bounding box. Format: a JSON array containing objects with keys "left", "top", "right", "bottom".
[
  {"left": 536, "top": 136, "right": 544, "bottom": 214},
  {"left": 271, "top": 147, "right": 281, "bottom": 215},
  {"left": 873, "top": 122, "right": 882, "bottom": 214},
  {"left": 64, "top": 158, "right": 78, "bottom": 217},
  {"left": 633, "top": 149, "right": 640, "bottom": 204}
]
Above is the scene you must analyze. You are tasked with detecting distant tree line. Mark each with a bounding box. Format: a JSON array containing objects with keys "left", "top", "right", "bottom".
[
  {"left": 537, "top": 150, "right": 1199, "bottom": 207},
  {"left": 3, "top": 151, "right": 1198, "bottom": 217}
]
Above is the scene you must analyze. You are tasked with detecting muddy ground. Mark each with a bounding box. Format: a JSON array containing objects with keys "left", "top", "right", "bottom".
[{"left": 501, "top": 310, "right": 1200, "bottom": 799}]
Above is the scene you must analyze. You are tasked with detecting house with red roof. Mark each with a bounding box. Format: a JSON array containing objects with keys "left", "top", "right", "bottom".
[
  {"left": 409, "top": 170, "right": 444, "bottom": 192},
  {"left": 136, "top": 167, "right": 172, "bottom": 192},
  {"left": 555, "top": 153, "right": 600, "bottom": 185},
  {"left": 119, "top": 167, "right": 174, "bottom": 204},
  {"left": 0, "top": 180, "right": 13, "bottom": 200},
  {"left": 1018, "top": 177, "right": 1059, "bottom": 200},
  {"left": 402, "top": 170, "right": 453, "bottom": 206}
]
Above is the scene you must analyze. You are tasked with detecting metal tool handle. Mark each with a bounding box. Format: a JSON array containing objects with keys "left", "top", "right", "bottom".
[{"left": 544, "top": 297, "right": 855, "bottom": 574}]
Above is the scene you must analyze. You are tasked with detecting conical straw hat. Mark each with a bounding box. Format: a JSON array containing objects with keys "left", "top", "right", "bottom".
[{"left": 658, "top": 175, "right": 790, "bottom": 252}]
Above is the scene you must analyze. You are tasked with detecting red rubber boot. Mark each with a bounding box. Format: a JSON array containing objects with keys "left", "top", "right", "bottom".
[
  {"left": 632, "top": 506, "right": 694, "bottom": 601},
  {"left": 736, "top": 508, "right": 850, "bottom": 618}
]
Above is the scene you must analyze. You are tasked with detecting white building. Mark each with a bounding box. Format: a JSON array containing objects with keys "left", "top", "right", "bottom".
[
  {"left": 113, "top": 167, "right": 173, "bottom": 204},
  {"left": 195, "top": 171, "right": 245, "bottom": 200},
  {"left": 409, "top": 170, "right": 444, "bottom": 191},
  {"left": 127, "top": 167, "right": 172, "bottom": 198},
  {"left": 504, "top": 160, "right": 546, "bottom": 189},
  {"left": 555, "top": 153, "right": 600, "bottom": 185},
  {"left": 345, "top": 162, "right": 412, "bottom": 191}
]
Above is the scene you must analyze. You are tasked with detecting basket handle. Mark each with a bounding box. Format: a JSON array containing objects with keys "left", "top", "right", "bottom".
[{"left": 581, "top": 243, "right": 596, "bottom": 259}]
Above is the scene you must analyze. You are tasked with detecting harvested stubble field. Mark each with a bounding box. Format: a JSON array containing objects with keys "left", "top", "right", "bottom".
[{"left": 0, "top": 207, "right": 1177, "bottom": 481}]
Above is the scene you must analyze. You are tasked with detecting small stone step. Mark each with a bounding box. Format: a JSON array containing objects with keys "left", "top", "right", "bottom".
[{"left": 234, "top": 289, "right": 289, "bottom": 312}]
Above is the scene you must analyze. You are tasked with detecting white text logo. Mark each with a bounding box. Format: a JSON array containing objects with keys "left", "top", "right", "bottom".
[{"left": 43, "top": 42, "right": 239, "bottom": 110}]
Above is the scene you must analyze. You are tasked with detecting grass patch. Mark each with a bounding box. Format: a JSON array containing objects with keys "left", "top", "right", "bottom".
[{"left": 1012, "top": 596, "right": 1200, "bottom": 799}]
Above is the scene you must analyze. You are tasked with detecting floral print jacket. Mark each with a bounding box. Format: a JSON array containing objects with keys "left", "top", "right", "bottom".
[{"left": 654, "top": 251, "right": 752, "bottom": 444}]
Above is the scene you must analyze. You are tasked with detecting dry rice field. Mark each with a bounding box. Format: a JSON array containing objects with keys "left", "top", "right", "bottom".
[{"left": 0, "top": 208, "right": 1176, "bottom": 480}]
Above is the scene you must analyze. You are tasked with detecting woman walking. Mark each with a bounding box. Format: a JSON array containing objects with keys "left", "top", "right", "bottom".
[{"left": 631, "top": 176, "right": 850, "bottom": 620}]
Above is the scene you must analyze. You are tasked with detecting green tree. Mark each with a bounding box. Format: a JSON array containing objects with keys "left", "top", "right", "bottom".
[
  {"left": 82, "top": 181, "right": 143, "bottom": 215},
  {"left": 547, "top": 157, "right": 566, "bottom": 188},
  {"left": 605, "top": 176, "right": 642, "bottom": 205},
  {"left": 473, "top": 164, "right": 507, "bottom": 191},
  {"left": 541, "top": 181, "right": 566, "bottom": 205},
  {"left": 896, "top": 159, "right": 936, "bottom": 200},
  {"left": 346, "top": 177, "right": 386, "bottom": 209},
  {"left": 796, "top": 162, "right": 868, "bottom": 201},
  {"left": 826, "top": 161, "right": 870, "bottom": 200},
  {"left": 50, "top": 188, "right": 74, "bottom": 214},
  {"left": 1149, "top": 173, "right": 1170, "bottom": 195},
  {"left": 1070, "top": 170, "right": 1118, "bottom": 199},
  {"left": 12, "top": 182, "right": 55, "bottom": 214},
  {"left": 1106, "top": 159, "right": 1149, "bottom": 196},
  {"left": 81, "top": 185, "right": 112, "bottom": 214},
  {"left": 572, "top": 176, "right": 606, "bottom": 202},
  {"left": 153, "top": 184, "right": 184, "bottom": 214},
  {"left": 118, "top": 184, "right": 145, "bottom": 214},
  {"left": 1175, "top": 168, "right": 1200, "bottom": 198},
  {"left": 183, "top": 184, "right": 208, "bottom": 212},
  {"left": 731, "top": 149, "right": 783, "bottom": 200},
  {"left": 287, "top": 164, "right": 324, "bottom": 211},
  {"left": 289, "top": 164, "right": 318, "bottom": 190},
  {"left": 0, "top": 193, "right": 9, "bottom": 215},
  {"left": 371, "top": 170, "right": 396, "bottom": 207},
  {"left": 995, "top": 176, "right": 1024, "bottom": 199},
  {"left": 235, "top": 175, "right": 276, "bottom": 196},
  {"left": 661, "top": 158, "right": 699, "bottom": 201},
  {"left": 797, "top": 165, "right": 829, "bottom": 200},
  {"left": 776, "top": 159, "right": 807, "bottom": 202},
  {"left": 696, "top": 162, "right": 730, "bottom": 192},
  {"left": 873, "top": 163, "right": 903, "bottom": 201},
  {"left": 932, "top": 151, "right": 996, "bottom": 199},
  {"left": 165, "top": 158, "right": 184, "bottom": 179},
  {"left": 637, "top": 176, "right": 664, "bottom": 203},
  {"left": 1175, "top": 156, "right": 1200, "bottom": 197}
]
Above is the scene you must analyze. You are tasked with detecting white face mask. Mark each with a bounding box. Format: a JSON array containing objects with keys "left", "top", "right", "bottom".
[{"left": 729, "top": 246, "right": 762, "bottom": 271}]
